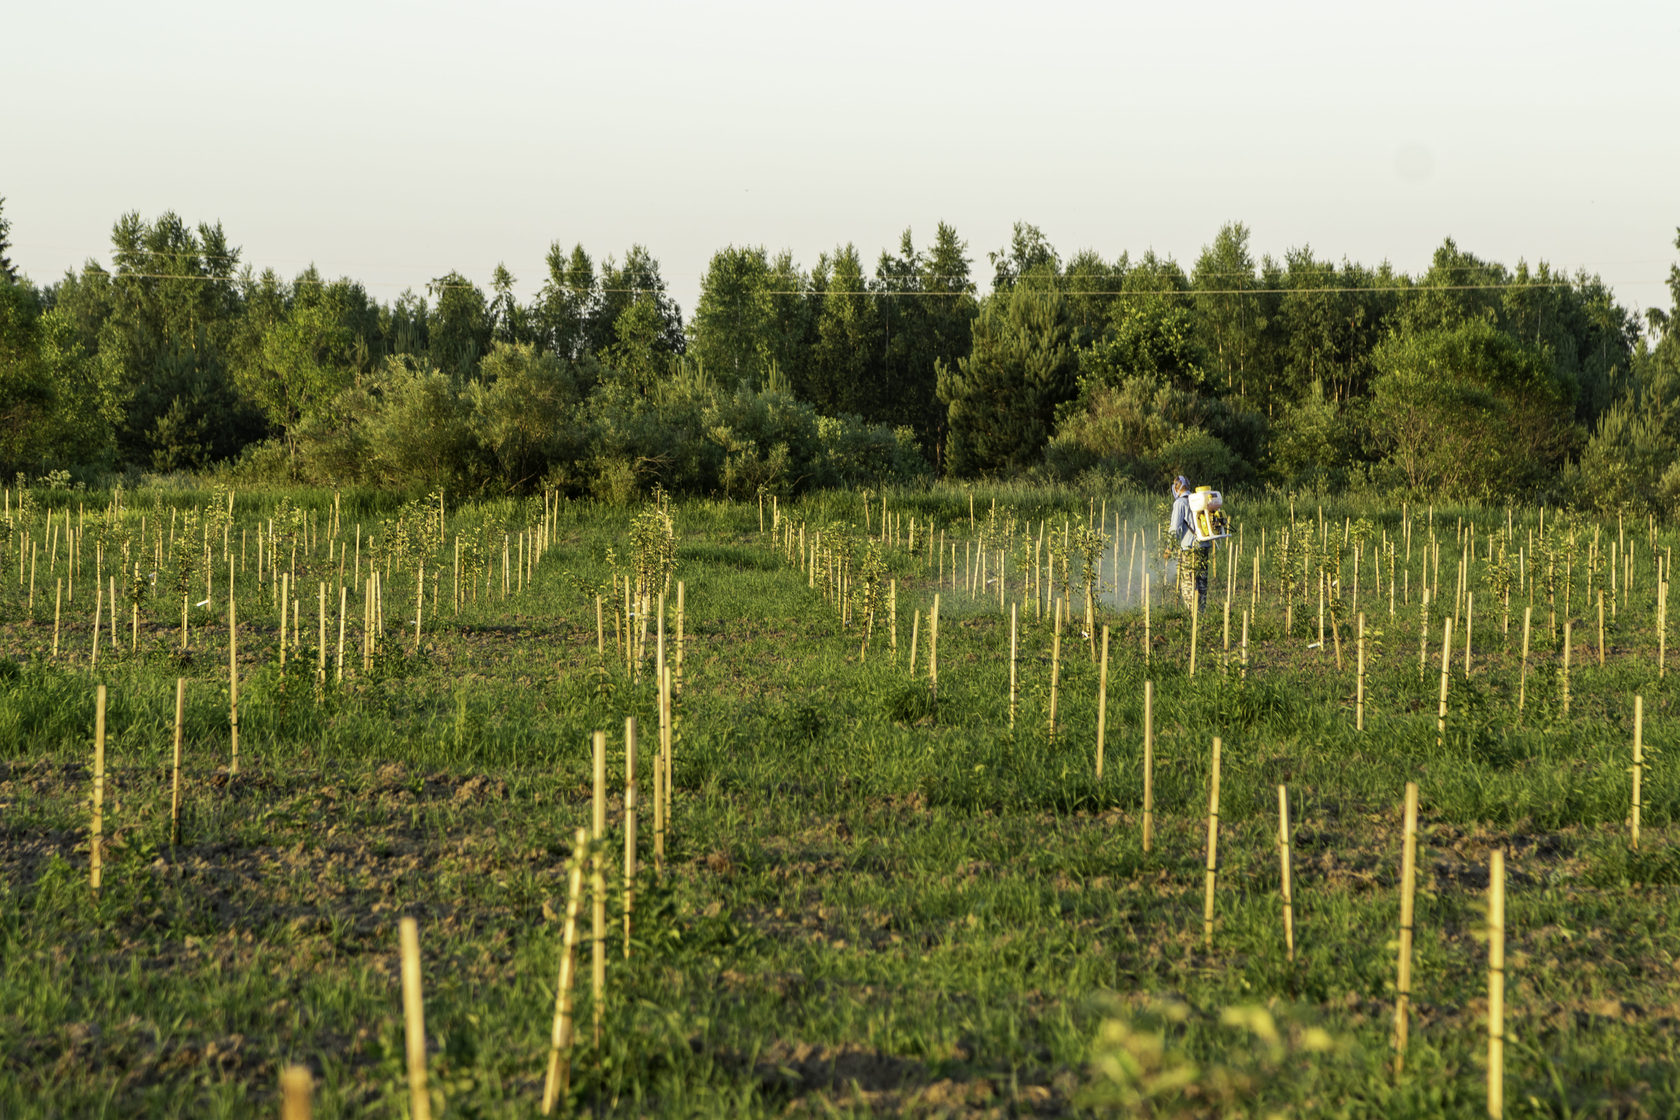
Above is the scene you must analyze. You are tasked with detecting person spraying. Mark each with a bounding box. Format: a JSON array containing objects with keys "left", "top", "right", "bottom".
[{"left": 1168, "top": 476, "right": 1228, "bottom": 612}]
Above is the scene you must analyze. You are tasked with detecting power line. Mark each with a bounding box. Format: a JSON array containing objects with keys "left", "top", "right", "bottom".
[{"left": 72, "top": 270, "right": 1618, "bottom": 298}]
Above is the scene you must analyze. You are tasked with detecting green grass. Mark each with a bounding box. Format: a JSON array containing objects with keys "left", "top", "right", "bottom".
[{"left": 0, "top": 485, "right": 1675, "bottom": 1117}]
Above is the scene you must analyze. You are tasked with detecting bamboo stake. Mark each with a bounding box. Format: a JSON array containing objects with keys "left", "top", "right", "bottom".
[
  {"left": 91, "top": 576, "right": 101, "bottom": 667},
  {"left": 1660, "top": 581, "right": 1668, "bottom": 679},
  {"left": 1096, "top": 626, "right": 1110, "bottom": 781},
  {"left": 653, "top": 701, "right": 665, "bottom": 871},
  {"left": 1278, "top": 785, "right": 1295, "bottom": 963},
  {"left": 662, "top": 663, "right": 674, "bottom": 845},
  {"left": 336, "top": 585, "right": 348, "bottom": 682},
  {"left": 1142, "top": 680, "right": 1155, "bottom": 852},
  {"left": 1437, "top": 617, "right": 1453, "bottom": 748},
  {"left": 591, "top": 729, "right": 606, "bottom": 1050},
  {"left": 908, "top": 609, "right": 920, "bottom": 676},
  {"left": 1143, "top": 569, "right": 1151, "bottom": 666},
  {"left": 1048, "top": 602, "right": 1061, "bottom": 742},
  {"left": 1597, "top": 590, "right": 1606, "bottom": 668},
  {"left": 1189, "top": 590, "right": 1200, "bottom": 677},
  {"left": 1561, "top": 620, "right": 1573, "bottom": 717},
  {"left": 318, "top": 582, "right": 327, "bottom": 685},
  {"left": 91, "top": 684, "right": 106, "bottom": 893},
  {"left": 542, "top": 832, "right": 586, "bottom": 1114},
  {"left": 1464, "top": 591, "right": 1474, "bottom": 676},
  {"left": 53, "top": 578, "right": 61, "bottom": 659},
  {"left": 1222, "top": 597, "right": 1231, "bottom": 675},
  {"left": 398, "top": 917, "right": 432, "bottom": 1120},
  {"left": 1417, "top": 588, "right": 1430, "bottom": 678},
  {"left": 413, "top": 561, "right": 424, "bottom": 651},
  {"left": 929, "top": 594, "right": 940, "bottom": 702},
  {"left": 229, "top": 592, "right": 240, "bottom": 775},
  {"left": 624, "top": 716, "right": 637, "bottom": 957},
  {"left": 1632, "top": 695, "right": 1643, "bottom": 852},
  {"left": 1008, "top": 603, "right": 1018, "bottom": 727},
  {"left": 280, "top": 1065, "right": 313, "bottom": 1120},
  {"left": 170, "top": 677, "right": 186, "bottom": 846},
  {"left": 1394, "top": 781, "right": 1419, "bottom": 1076},
  {"left": 1356, "top": 612, "right": 1366, "bottom": 731},
  {"left": 1518, "top": 607, "right": 1532, "bottom": 713},
  {"left": 1202, "top": 736, "right": 1222, "bottom": 950},
  {"left": 1487, "top": 849, "right": 1506, "bottom": 1120},
  {"left": 1240, "top": 608, "right": 1249, "bottom": 679}
]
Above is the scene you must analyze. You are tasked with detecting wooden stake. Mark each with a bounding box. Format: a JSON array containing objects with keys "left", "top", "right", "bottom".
[
  {"left": 1189, "top": 590, "right": 1199, "bottom": 677},
  {"left": 1096, "top": 626, "right": 1110, "bottom": 782},
  {"left": 1632, "top": 695, "right": 1643, "bottom": 852},
  {"left": 1240, "top": 608, "right": 1249, "bottom": 679},
  {"left": 1202, "top": 736, "right": 1222, "bottom": 950},
  {"left": 542, "top": 829, "right": 587, "bottom": 1114},
  {"left": 1464, "top": 591, "right": 1474, "bottom": 676},
  {"left": 1356, "top": 612, "right": 1366, "bottom": 731},
  {"left": 53, "top": 578, "right": 62, "bottom": 659},
  {"left": 1518, "top": 607, "right": 1532, "bottom": 713},
  {"left": 1487, "top": 848, "right": 1506, "bottom": 1120},
  {"left": 278, "top": 572, "right": 288, "bottom": 667},
  {"left": 624, "top": 716, "right": 637, "bottom": 957},
  {"left": 170, "top": 677, "right": 186, "bottom": 846},
  {"left": 1008, "top": 603, "right": 1017, "bottom": 727},
  {"left": 398, "top": 917, "right": 433, "bottom": 1120},
  {"left": 1048, "top": 602, "right": 1061, "bottom": 742},
  {"left": 317, "top": 582, "right": 327, "bottom": 685},
  {"left": 1394, "top": 781, "right": 1419, "bottom": 1076},
  {"left": 929, "top": 594, "right": 940, "bottom": 702},
  {"left": 591, "top": 729, "right": 606, "bottom": 1050},
  {"left": 280, "top": 1065, "right": 313, "bottom": 1120},
  {"left": 1561, "top": 620, "right": 1572, "bottom": 717},
  {"left": 229, "top": 592, "right": 240, "bottom": 776},
  {"left": 1142, "top": 680, "right": 1155, "bottom": 853},
  {"left": 1278, "top": 785, "right": 1295, "bottom": 963},
  {"left": 1437, "top": 617, "right": 1453, "bottom": 747},
  {"left": 91, "top": 684, "right": 106, "bottom": 894},
  {"left": 337, "top": 585, "right": 348, "bottom": 682},
  {"left": 1597, "top": 590, "right": 1606, "bottom": 668}
]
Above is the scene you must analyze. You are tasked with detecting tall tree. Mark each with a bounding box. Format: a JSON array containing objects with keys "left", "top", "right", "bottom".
[
  {"left": 1062, "top": 248, "right": 1127, "bottom": 350},
  {"left": 988, "top": 221, "right": 1059, "bottom": 293},
  {"left": 534, "top": 243, "right": 597, "bottom": 361},
  {"left": 99, "top": 210, "right": 256, "bottom": 467},
  {"left": 593, "top": 245, "right": 684, "bottom": 363},
  {"left": 489, "top": 263, "right": 531, "bottom": 346},
  {"left": 804, "top": 243, "right": 881, "bottom": 418},
  {"left": 918, "top": 222, "right": 978, "bottom": 461},
  {"left": 0, "top": 197, "right": 16, "bottom": 284},
  {"left": 1082, "top": 251, "right": 1205, "bottom": 392},
  {"left": 1370, "top": 318, "right": 1576, "bottom": 497},
  {"left": 1191, "top": 222, "right": 1261, "bottom": 397},
  {"left": 938, "top": 285, "right": 1076, "bottom": 475},
  {"left": 689, "top": 245, "right": 775, "bottom": 386},
  {"left": 427, "top": 271, "right": 491, "bottom": 379}
]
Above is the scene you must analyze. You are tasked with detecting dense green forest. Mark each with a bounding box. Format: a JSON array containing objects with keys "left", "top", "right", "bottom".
[{"left": 2, "top": 198, "right": 1677, "bottom": 509}]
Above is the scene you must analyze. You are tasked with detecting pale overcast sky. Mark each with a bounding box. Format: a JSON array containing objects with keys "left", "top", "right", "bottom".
[{"left": 8, "top": 0, "right": 1678, "bottom": 321}]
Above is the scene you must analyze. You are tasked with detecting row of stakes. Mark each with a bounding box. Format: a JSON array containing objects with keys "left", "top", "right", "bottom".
[
  {"left": 82, "top": 666, "right": 677, "bottom": 1119},
  {"left": 84, "top": 680, "right": 1639, "bottom": 1119}
]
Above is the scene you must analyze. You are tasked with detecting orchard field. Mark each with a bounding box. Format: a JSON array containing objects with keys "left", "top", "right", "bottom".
[{"left": 0, "top": 481, "right": 1676, "bottom": 1118}]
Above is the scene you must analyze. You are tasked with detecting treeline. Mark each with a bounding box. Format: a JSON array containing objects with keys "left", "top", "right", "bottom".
[{"left": 2, "top": 197, "right": 1678, "bottom": 510}]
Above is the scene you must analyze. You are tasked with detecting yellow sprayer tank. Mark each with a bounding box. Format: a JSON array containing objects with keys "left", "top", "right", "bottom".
[{"left": 1188, "top": 487, "right": 1228, "bottom": 543}]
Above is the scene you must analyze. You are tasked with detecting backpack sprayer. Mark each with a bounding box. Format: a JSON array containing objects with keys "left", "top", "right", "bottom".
[{"left": 1189, "top": 487, "right": 1229, "bottom": 543}]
